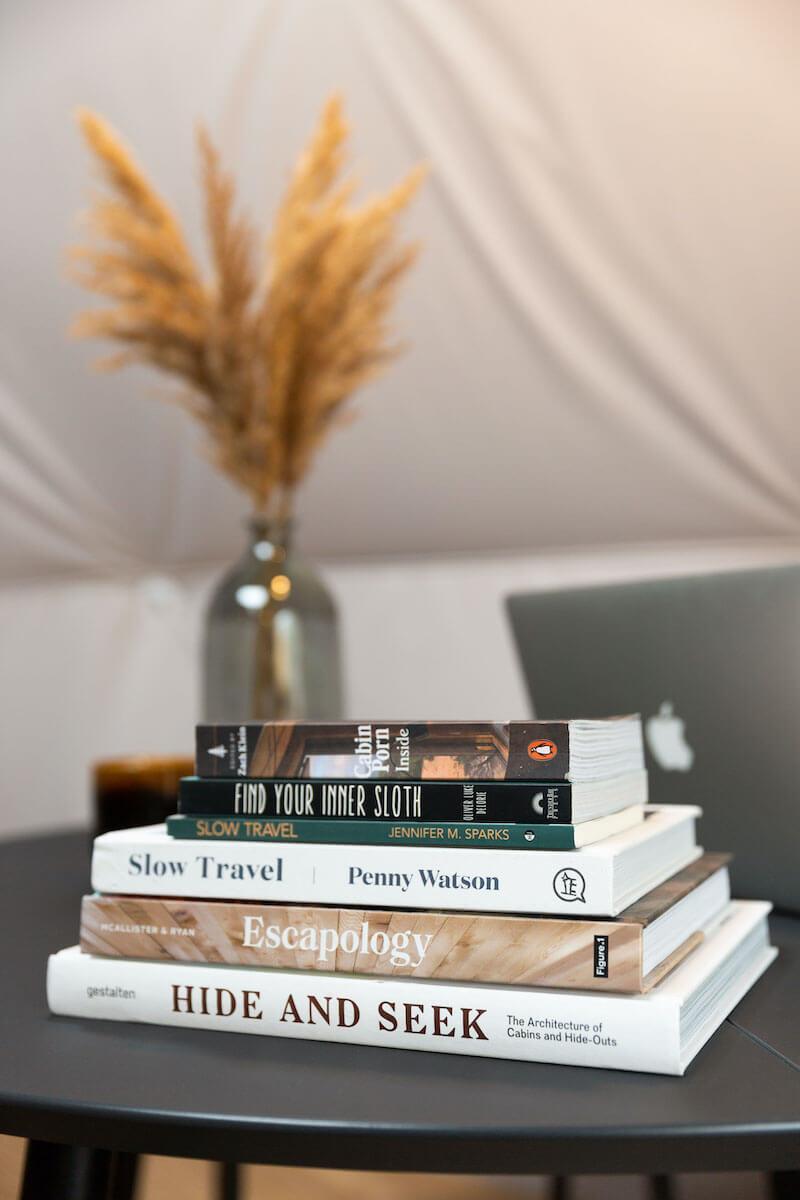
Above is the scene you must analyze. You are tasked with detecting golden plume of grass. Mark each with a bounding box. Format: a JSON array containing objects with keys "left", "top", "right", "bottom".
[{"left": 71, "top": 96, "right": 423, "bottom": 514}]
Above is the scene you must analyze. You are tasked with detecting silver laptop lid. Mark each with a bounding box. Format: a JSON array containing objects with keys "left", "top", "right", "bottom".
[{"left": 507, "top": 565, "right": 800, "bottom": 912}]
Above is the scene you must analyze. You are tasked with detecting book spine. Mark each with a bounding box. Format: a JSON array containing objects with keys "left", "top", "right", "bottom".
[
  {"left": 166, "top": 815, "right": 581, "bottom": 850},
  {"left": 91, "top": 834, "right": 618, "bottom": 915},
  {"left": 196, "top": 721, "right": 573, "bottom": 781},
  {"left": 80, "top": 894, "right": 646, "bottom": 991},
  {"left": 47, "top": 951, "right": 680, "bottom": 1073},
  {"left": 179, "top": 777, "right": 576, "bottom": 823}
]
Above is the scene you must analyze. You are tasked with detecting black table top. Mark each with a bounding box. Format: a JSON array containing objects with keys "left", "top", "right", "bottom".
[{"left": 0, "top": 830, "right": 798, "bottom": 1174}]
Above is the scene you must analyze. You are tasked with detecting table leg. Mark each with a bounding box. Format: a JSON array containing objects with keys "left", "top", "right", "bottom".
[
  {"left": 20, "top": 1140, "right": 138, "bottom": 1200},
  {"left": 110, "top": 1149, "right": 140, "bottom": 1198},
  {"left": 217, "top": 1160, "right": 240, "bottom": 1200}
]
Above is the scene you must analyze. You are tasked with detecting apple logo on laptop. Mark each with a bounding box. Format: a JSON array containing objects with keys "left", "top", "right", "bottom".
[{"left": 645, "top": 702, "right": 694, "bottom": 771}]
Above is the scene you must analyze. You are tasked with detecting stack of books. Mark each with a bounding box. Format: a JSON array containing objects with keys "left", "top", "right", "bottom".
[{"left": 48, "top": 717, "right": 776, "bottom": 1074}]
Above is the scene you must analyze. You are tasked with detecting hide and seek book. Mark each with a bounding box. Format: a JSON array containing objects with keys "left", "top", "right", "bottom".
[
  {"left": 177, "top": 770, "right": 648, "bottom": 824},
  {"left": 80, "top": 853, "right": 730, "bottom": 993},
  {"left": 90, "top": 805, "right": 700, "bottom": 917},
  {"left": 195, "top": 717, "right": 644, "bottom": 783},
  {"left": 49, "top": 901, "right": 775, "bottom": 1075}
]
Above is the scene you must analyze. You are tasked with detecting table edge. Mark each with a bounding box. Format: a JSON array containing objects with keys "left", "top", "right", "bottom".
[{"left": 2, "top": 1081, "right": 799, "bottom": 1173}]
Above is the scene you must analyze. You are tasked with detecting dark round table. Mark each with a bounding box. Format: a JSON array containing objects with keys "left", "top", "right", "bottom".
[{"left": 1, "top": 831, "right": 798, "bottom": 1199}]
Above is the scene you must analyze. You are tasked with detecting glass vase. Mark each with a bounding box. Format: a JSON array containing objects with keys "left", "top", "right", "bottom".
[{"left": 203, "top": 516, "right": 343, "bottom": 722}]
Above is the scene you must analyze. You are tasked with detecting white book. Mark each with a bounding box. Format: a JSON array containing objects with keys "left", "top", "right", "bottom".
[
  {"left": 47, "top": 901, "right": 775, "bottom": 1075},
  {"left": 91, "top": 805, "right": 700, "bottom": 917}
]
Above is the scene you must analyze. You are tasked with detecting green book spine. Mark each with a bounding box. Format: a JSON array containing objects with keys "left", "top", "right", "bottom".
[{"left": 166, "top": 814, "right": 580, "bottom": 849}]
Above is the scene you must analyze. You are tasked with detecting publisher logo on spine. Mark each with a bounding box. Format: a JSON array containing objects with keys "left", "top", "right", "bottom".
[
  {"left": 531, "top": 791, "right": 546, "bottom": 815},
  {"left": 527, "top": 738, "right": 558, "bottom": 762},
  {"left": 553, "top": 868, "right": 585, "bottom": 903},
  {"left": 593, "top": 935, "right": 609, "bottom": 977}
]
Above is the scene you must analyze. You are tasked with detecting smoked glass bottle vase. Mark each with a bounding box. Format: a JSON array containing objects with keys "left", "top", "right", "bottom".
[{"left": 203, "top": 516, "right": 343, "bottom": 721}]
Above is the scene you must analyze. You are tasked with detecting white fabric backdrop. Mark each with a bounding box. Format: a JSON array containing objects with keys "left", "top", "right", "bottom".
[{"left": 1, "top": 1, "right": 799, "bottom": 834}]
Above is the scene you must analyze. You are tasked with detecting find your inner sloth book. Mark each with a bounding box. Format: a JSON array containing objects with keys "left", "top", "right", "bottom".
[
  {"left": 196, "top": 717, "right": 644, "bottom": 782},
  {"left": 177, "top": 770, "right": 648, "bottom": 824},
  {"left": 80, "top": 853, "right": 730, "bottom": 994},
  {"left": 90, "top": 806, "right": 700, "bottom": 917}
]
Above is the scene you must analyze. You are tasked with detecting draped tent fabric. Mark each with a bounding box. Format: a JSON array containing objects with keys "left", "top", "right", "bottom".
[
  {"left": 1, "top": 0, "right": 799, "bottom": 576},
  {"left": 1, "top": 0, "right": 799, "bottom": 835}
]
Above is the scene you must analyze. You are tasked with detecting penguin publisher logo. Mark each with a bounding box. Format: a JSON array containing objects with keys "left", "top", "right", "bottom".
[{"left": 527, "top": 739, "right": 558, "bottom": 762}]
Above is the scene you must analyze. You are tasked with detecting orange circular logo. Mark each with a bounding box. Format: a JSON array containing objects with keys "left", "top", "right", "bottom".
[{"left": 527, "top": 739, "right": 557, "bottom": 761}]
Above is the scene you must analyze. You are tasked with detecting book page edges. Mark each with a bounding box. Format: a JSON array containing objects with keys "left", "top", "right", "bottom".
[{"left": 642, "top": 931, "right": 704, "bottom": 992}]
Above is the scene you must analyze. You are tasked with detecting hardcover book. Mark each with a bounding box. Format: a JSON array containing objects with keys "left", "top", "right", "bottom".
[
  {"left": 177, "top": 770, "right": 648, "bottom": 824},
  {"left": 79, "top": 853, "right": 730, "bottom": 993},
  {"left": 90, "top": 805, "right": 700, "bottom": 917},
  {"left": 195, "top": 717, "right": 644, "bottom": 783},
  {"left": 164, "top": 805, "right": 643, "bottom": 850},
  {"left": 49, "top": 901, "right": 775, "bottom": 1075}
]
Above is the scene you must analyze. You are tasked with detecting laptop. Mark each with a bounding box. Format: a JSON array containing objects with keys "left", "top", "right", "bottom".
[{"left": 507, "top": 564, "right": 800, "bottom": 912}]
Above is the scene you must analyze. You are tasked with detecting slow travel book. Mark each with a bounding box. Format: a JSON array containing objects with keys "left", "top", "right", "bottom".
[
  {"left": 165, "top": 805, "right": 643, "bottom": 850},
  {"left": 49, "top": 902, "right": 775, "bottom": 1075},
  {"left": 89, "top": 806, "right": 700, "bottom": 917},
  {"left": 195, "top": 717, "right": 644, "bottom": 783},
  {"left": 79, "top": 853, "right": 730, "bottom": 994},
  {"left": 177, "top": 770, "right": 648, "bottom": 824}
]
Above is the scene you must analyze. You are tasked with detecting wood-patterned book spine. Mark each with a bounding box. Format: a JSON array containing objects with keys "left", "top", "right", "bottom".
[
  {"left": 196, "top": 721, "right": 575, "bottom": 781},
  {"left": 51, "top": 904, "right": 777, "bottom": 1075},
  {"left": 80, "top": 894, "right": 652, "bottom": 992}
]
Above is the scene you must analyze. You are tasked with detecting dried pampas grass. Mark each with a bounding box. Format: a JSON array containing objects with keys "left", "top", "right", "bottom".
[{"left": 71, "top": 97, "right": 423, "bottom": 515}]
